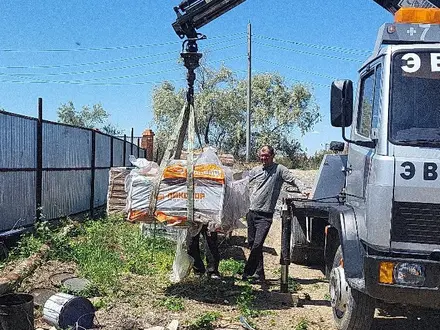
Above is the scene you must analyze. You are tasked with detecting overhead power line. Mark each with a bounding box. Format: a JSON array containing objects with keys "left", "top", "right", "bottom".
[
  {"left": 0, "top": 77, "right": 186, "bottom": 86},
  {"left": 0, "top": 51, "right": 179, "bottom": 70},
  {"left": 251, "top": 68, "right": 329, "bottom": 88},
  {"left": 6, "top": 67, "right": 184, "bottom": 83},
  {"left": 0, "top": 39, "right": 246, "bottom": 72},
  {"left": 5, "top": 58, "right": 179, "bottom": 77},
  {"left": 253, "top": 41, "right": 364, "bottom": 63},
  {"left": 0, "top": 33, "right": 246, "bottom": 53},
  {"left": 255, "top": 57, "right": 338, "bottom": 81},
  {"left": 0, "top": 44, "right": 245, "bottom": 79},
  {"left": 254, "top": 34, "right": 370, "bottom": 56}
]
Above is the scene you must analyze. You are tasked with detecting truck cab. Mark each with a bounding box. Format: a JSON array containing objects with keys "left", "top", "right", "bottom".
[{"left": 285, "top": 7, "right": 440, "bottom": 330}]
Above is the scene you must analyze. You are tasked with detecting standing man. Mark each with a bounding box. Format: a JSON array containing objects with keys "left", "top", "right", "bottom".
[{"left": 242, "top": 145, "right": 301, "bottom": 282}]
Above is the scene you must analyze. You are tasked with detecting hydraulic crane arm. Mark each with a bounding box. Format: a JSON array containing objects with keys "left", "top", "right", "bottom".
[{"left": 374, "top": 0, "right": 440, "bottom": 13}]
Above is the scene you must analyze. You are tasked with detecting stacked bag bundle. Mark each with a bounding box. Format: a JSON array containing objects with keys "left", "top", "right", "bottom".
[{"left": 124, "top": 148, "right": 249, "bottom": 232}]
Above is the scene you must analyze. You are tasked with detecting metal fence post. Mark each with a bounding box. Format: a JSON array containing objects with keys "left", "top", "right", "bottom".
[
  {"left": 130, "top": 128, "right": 134, "bottom": 157},
  {"left": 90, "top": 130, "right": 96, "bottom": 218},
  {"left": 123, "top": 134, "right": 127, "bottom": 167},
  {"left": 110, "top": 136, "right": 114, "bottom": 168},
  {"left": 36, "top": 98, "right": 43, "bottom": 223}
]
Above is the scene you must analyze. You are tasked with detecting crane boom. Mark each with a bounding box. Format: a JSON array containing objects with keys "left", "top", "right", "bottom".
[{"left": 374, "top": 0, "right": 440, "bottom": 13}]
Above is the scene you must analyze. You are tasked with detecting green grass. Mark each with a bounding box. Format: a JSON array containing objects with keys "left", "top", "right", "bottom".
[
  {"left": 8, "top": 216, "right": 176, "bottom": 297},
  {"left": 156, "top": 296, "right": 185, "bottom": 311},
  {"left": 188, "top": 311, "right": 221, "bottom": 330},
  {"left": 69, "top": 216, "right": 175, "bottom": 294},
  {"left": 237, "top": 282, "right": 260, "bottom": 318},
  {"left": 295, "top": 318, "right": 309, "bottom": 330},
  {"left": 219, "top": 258, "right": 245, "bottom": 276}
]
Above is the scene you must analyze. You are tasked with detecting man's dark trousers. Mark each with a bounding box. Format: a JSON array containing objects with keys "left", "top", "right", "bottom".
[
  {"left": 187, "top": 224, "right": 220, "bottom": 275},
  {"left": 243, "top": 210, "right": 273, "bottom": 278}
]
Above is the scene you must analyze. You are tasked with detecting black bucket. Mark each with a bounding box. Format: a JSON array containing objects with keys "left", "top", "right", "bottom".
[{"left": 0, "top": 293, "right": 34, "bottom": 330}]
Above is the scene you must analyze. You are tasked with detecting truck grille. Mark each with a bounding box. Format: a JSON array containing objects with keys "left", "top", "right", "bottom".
[{"left": 392, "top": 202, "right": 440, "bottom": 245}]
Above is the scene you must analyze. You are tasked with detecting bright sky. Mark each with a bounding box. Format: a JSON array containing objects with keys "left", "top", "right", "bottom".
[{"left": 0, "top": 0, "right": 392, "bottom": 154}]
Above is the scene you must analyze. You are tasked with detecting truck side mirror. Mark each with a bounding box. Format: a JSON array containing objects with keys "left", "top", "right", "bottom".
[{"left": 331, "top": 80, "right": 353, "bottom": 128}]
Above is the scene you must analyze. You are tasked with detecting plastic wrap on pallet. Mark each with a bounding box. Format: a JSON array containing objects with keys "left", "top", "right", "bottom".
[
  {"left": 154, "top": 147, "right": 226, "bottom": 227},
  {"left": 221, "top": 175, "right": 250, "bottom": 232},
  {"left": 169, "top": 229, "right": 194, "bottom": 283},
  {"left": 125, "top": 148, "right": 249, "bottom": 231},
  {"left": 124, "top": 156, "right": 159, "bottom": 222}
]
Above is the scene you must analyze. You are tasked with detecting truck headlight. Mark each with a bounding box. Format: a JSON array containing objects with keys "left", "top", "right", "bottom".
[{"left": 394, "top": 262, "right": 425, "bottom": 287}]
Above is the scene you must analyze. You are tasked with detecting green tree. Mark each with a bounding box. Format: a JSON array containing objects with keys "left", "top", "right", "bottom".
[
  {"left": 57, "top": 101, "right": 123, "bottom": 135},
  {"left": 152, "top": 65, "right": 320, "bottom": 161}
]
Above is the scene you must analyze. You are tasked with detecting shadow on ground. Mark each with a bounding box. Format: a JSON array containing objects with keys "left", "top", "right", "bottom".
[{"left": 165, "top": 276, "right": 304, "bottom": 311}]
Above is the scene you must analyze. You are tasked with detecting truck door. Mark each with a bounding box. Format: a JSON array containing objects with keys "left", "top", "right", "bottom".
[{"left": 346, "top": 63, "right": 382, "bottom": 222}]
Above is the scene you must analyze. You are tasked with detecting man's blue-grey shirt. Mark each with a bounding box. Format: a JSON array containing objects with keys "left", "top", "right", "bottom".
[{"left": 249, "top": 163, "right": 298, "bottom": 214}]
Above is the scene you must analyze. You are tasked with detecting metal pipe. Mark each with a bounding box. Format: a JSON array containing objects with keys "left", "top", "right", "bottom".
[
  {"left": 280, "top": 199, "right": 292, "bottom": 293},
  {"left": 246, "top": 22, "right": 252, "bottom": 162},
  {"left": 36, "top": 98, "right": 43, "bottom": 223}
]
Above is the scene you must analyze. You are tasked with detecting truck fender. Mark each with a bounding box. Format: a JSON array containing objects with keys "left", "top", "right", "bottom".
[{"left": 327, "top": 206, "right": 364, "bottom": 279}]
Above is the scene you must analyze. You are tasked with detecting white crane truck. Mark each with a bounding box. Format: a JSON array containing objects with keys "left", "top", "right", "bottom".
[{"left": 281, "top": 1, "right": 440, "bottom": 329}]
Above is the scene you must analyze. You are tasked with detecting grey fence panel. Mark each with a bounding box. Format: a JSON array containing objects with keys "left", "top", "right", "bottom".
[
  {"left": 0, "top": 172, "right": 36, "bottom": 231},
  {"left": 136, "top": 146, "right": 143, "bottom": 159},
  {"left": 43, "top": 123, "right": 92, "bottom": 168},
  {"left": 125, "top": 141, "right": 132, "bottom": 165},
  {"left": 113, "top": 139, "right": 124, "bottom": 167},
  {"left": 42, "top": 170, "right": 91, "bottom": 219},
  {"left": 1, "top": 109, "right": 146, "bottom": 233},
  {"left": 0, "top": 113, "right": 37, "bottom": 168},
  {"left": 95, "top": 133, "right": 111, "bottom": 168},
  {"left": 94, "top": 169, "right": 109, "bottom": 207}
]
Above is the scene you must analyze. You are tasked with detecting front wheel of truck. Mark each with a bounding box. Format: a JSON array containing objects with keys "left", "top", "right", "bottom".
[{"left": 330, "top": 247, "right": 375, "bottom": 330}]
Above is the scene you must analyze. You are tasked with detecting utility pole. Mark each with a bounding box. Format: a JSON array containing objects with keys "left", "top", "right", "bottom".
[{"left": 246, "top": 22, "right": 252, "bottom": 162}]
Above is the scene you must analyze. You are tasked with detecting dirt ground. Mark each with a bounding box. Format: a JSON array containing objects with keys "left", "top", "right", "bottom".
[
  {"left": 27, "top": 219, "right": 440, "bottom": 330},
  {"left": 22, "top": 169, "right": 440, "bottom": 329}
]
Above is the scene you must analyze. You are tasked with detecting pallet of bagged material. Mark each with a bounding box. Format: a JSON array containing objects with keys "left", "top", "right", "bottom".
[{"left": 106, "top": 167, "right": 132, "bottom": 215}]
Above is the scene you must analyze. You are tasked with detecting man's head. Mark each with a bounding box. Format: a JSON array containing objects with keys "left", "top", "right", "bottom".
[{"left": 258, "top": 145, "right": 275, "bottom": 167}]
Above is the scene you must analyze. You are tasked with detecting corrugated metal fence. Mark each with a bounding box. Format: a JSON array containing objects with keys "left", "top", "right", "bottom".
[{"left": 0, "top": 101, "right": 145, "bottom": 234}]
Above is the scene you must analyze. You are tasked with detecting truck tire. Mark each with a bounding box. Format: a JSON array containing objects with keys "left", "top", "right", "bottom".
[
  {"left": 330, "top": 247, "right": 375, "bottom": 330},
  {"left": 290, "top": 215, "right": 308, "bottom": 264}
]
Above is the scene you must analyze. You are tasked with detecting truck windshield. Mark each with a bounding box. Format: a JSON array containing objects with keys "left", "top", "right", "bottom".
[{"left": 390, "top": 51, "right": 440, "bottom": 145}]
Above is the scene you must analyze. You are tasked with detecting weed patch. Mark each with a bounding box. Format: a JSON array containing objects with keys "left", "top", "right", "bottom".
[
  {"left": 295, "top": 318, "right": 309, "bottom": 330},
  {"left": 219, "top": 258, "right": 244, "bottom": 276},
  {"left": 288, "top": 277, "right": 302, "bottom": 293},
  {"left": 8, "top": 216, "right": 176, "bottom": 298},
  {"left": 69, "top": 217, "right": 175, "bottom": 294},
  {"left": 188, "top": 311, "right": 221, "bottom": 330},
  {"left": 156, "top": 296, "right": 185, "bottom": 311},
  {"left": 237, "top": 282, "right": 260, "bottom": 318}
]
